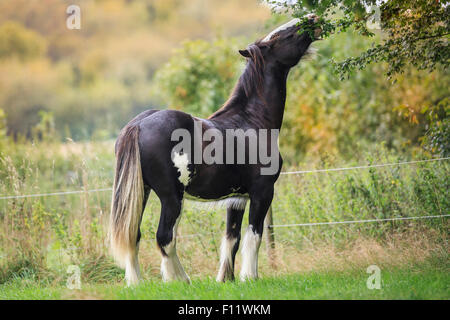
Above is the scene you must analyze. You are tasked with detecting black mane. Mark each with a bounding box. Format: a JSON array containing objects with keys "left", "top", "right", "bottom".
[
  {"left": 240, "top": 43, "right": 266, "bottom": 98},
  {"left": 208, "top": 42, "right": 267, "bottom": 120}
]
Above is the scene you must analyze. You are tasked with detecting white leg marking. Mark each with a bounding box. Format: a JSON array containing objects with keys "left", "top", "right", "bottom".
[
  {"left": 240, "top": 225, "right": 261, "bottom": 281},
  {"left": 161, "top": 251, "right": 190, "bottom": 283},
  {"left": 125, "top": 243, "right": 141, "bottom": 286},
  {"left": 160, "top": 204, "right": 191, "bottom": 283},
  {"left": 216, "top": 236, "right": 238, "bottom": 282}
]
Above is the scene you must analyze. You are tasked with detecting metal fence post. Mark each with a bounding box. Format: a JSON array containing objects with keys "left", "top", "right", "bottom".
[{"left": 264, "top": 205, "right": 276, "bottom": 269}]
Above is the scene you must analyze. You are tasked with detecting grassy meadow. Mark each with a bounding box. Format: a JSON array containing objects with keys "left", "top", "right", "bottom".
[
  {"left": 2, "top": 259, "right": 448, "bottom": 300},
  {"left": 0, "top": 139, "right": 448, "bottom": 299}
]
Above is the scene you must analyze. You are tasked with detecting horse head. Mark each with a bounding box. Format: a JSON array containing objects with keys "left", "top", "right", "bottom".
[{"left": 239, "top": 14, "right": 321, "bottom": 69}]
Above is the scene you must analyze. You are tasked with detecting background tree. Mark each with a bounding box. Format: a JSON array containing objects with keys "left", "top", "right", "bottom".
[
  {"left": 153, "top": 38, "right": 243, "bottom": 118},
  {"left": 269, "top": 0, "right": 449, "bottom": 78},
  {"left": 268, "top": 0, "right": 449, "bottom": 157}
]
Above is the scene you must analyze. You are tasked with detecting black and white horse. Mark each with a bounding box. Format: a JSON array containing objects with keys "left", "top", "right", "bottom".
[{"left": 110, "top": 15, "right": 321, "bottom": 285}]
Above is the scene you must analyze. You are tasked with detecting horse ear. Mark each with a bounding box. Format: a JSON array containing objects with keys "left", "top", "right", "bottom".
[{"left": 239, "top": 49, "right": 251, "bottom": 58}]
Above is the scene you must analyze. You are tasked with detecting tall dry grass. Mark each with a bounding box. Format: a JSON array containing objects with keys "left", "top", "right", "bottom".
[{"left": 0, "top": 140, "right": 448, "bottom": 285}]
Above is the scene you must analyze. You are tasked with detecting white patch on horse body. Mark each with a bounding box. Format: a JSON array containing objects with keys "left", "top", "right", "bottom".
[
  {"left": 240, "top": 225, "right": 261, "bottom": 281},
  {"left": 216, "top": 236, "right": 238, "bottom": 282},
  {"left": 262, "top": 18, "right": 300, "bottom": 42},
  {"left": 172, "top": 152, "right": 190, "bottom": 186}
]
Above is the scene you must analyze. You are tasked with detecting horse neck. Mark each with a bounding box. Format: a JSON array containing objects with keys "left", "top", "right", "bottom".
[
  {"left": 258, "top": 62, "right": 289, "bottom": 129},
  {"left": 210, "top": 62, "right": 289, "bottom": 130}
]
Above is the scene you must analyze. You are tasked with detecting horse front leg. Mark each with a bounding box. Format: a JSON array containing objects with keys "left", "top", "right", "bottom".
[
  {"left": 240, "top": 185, "right": 274, "bottom": 281},
  {"left": 216, "top": 206, "right": 246, "bottom": 282}
]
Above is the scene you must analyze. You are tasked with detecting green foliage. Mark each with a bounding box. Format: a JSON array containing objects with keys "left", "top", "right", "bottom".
[
  {"left": 0, "top": 108, "right": 6, "bottom": 147},
  {"left": 420, "top": 99, "right": 450, "bottom": 157},
  {"left": 154, "top": 38, "right": 243, "bottom": 117},
  {"left": 32, "top": 111, "right": 58, "bottom": 142},
  {"left": 283, "top": 31, "right": 449, "bottom": 159},
  {"left": 273, "top": 147, "right": 449, "bottom": 245},
  {"left": 0, "top": 21, "right": 46, "bottom": 61},
  {"left": 269, "top": 0, "right": 449, "bottom": 79},
  {"left": 422, "top": 118, "right": 450, "bottom": 157},
  {"left": 263, "top": 1, "right": 450, "bottom": 158}
]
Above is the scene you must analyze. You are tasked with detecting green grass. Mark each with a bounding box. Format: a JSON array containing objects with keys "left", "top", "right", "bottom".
[{"left": 1, "top": 259, "right": 448, "bottom": 300}]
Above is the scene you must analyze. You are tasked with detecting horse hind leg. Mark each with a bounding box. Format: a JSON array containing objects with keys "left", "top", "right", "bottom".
[
  {"left": 216, "top": 204, "right": 246, "bottom": 282},
  {"left": 124, "top": 185, "right": 150, "bottom": 286},
  {"left": 156, "top": 195, "right": 190, "bottom": 283}
]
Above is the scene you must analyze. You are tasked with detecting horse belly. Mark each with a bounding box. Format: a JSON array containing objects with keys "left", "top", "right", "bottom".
[{"left": 184, "top": 164, "right": 248, "bottom": 203}]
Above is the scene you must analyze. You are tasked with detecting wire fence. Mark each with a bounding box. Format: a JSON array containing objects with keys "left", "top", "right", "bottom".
[
  {"left": 0, "top": 156, "right": 448, "bottom": 244},
  {"left": 0, "top": 188, "right": 112, "bottom": 200},
  {"left": 0, "top": 157, "right": 448, "bottom": 201},
  {"left": 0, "top": 157, "right": 450, "bottom": 232},
  {"left": 168, "top": 214, "right": 450, "bottom": 239},
  {"left": 279, "top": 157, "right": 450, "bottom": 175},
  {"left": 269, "top": 214, "right": 450, "bottom": 228}
]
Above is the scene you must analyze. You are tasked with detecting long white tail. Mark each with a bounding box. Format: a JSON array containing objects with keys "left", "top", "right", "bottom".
[{"left": 109, "top": 124, "right": 144, "bottom": 269}]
